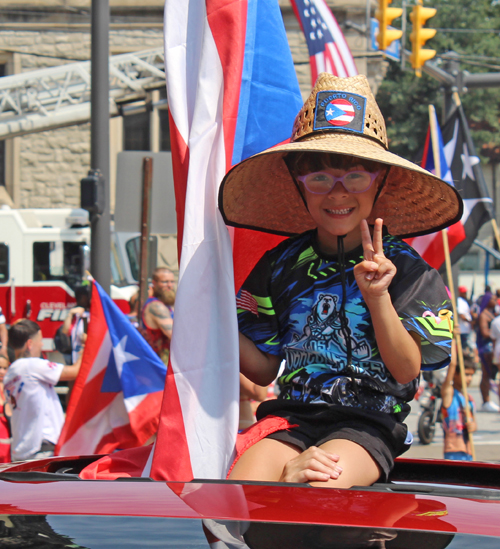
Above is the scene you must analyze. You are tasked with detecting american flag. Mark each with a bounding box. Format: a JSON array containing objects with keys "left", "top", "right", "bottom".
[
  {"left": 290, "top": 0, "right": 358, "bottom": 85},
  {"left": 236, "top": 290, "right": 259, "bottom": 317}
]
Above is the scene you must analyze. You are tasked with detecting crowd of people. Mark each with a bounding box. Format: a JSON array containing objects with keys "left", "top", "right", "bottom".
[
  {"left": 457, "top": 285, "right": 500, "bottom": 412},
  {"left": 0, "top": 267, "right": 177, "bottom": 464}
]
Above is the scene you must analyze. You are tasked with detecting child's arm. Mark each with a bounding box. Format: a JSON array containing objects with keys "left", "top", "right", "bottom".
[
  {"left": 353, "top": 219, "right": 421, "bottom": 385},
  {"left": 239, "top": 332, "right": 281, "bottom": 386},
  {"left": 240, "top": 373, "right": 269, "bottom": 402},
  {"left": 440, "top": 339, "right": 457, "bottom": 409}
]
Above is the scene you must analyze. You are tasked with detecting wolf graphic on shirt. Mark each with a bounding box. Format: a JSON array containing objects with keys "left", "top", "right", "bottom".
[{"left": 293, "top": 293, "right": 370, "bottom": 362}]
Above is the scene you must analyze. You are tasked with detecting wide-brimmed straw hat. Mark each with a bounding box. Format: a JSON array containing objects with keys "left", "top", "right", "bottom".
[{"left": 218, "top": 73, "right": 463, "bottom": 238}]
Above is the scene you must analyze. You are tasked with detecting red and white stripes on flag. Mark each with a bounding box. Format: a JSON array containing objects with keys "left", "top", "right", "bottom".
[
  {"left": 236, "top": 290, "right": 259, "bottom": 317},
  {"left": 290, "top": 0, "right": 357, "bottom": 85},
  {"left": 147, "top": 0, "right": 303, "bottom": 482},
  {"left": 149, "top": 1, "right": 241, "bottom": 481},
  {"left": 78, "top": 0, "right": 302, "bottom": 482}
]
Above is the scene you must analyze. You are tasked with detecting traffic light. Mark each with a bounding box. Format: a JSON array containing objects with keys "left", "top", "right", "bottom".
[
  {"left": 376, "top": 0, "right": 403, "bottom": 51},
  {"left": 81, "top": 169, "right": 105, "bottom": 216},
  {"left": 409, "top": 3, "right": 437, "bottom": 76}
]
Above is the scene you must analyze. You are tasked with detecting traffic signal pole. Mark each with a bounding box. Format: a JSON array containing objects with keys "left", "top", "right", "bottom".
[{"left": 90, "top": 0, "right": 111, "bottom": 293}]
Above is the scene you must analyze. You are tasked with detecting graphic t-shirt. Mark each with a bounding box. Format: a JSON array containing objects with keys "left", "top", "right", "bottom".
[
  {"left": 237, "top": 231, "right": 453, "bottom": 416},
  {"left": 4, "top": 357, "right": 64, "bottom": 461}
]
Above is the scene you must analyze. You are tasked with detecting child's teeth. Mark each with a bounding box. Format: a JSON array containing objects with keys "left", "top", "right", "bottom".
[{"left": 327, "top": 208, "right": 351, "bottom": 214}]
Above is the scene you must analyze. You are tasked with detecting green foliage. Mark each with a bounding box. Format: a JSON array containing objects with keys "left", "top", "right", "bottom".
[{"left": 376, "top": 0, "right": 500, "bottom": 162}]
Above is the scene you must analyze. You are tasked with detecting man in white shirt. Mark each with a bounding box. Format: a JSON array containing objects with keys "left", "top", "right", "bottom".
[{"left": 3, "top": 319, "right": 83, "bottom": 461}]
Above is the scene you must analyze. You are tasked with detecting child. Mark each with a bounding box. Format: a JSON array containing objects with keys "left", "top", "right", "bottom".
[
  {"left": 3, "top": 319, "right": 83, "bottom": 461},
  {"left": 219, "top": 74, "right": 462, "bottom": 488},
  {"left": 441, "top": 345, "right": 477, "bottom": 461}
]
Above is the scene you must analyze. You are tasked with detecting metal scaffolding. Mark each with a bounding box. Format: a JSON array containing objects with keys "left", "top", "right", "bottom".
[{"left": 0, "top": 48, "right": 165, "bottom": 139}]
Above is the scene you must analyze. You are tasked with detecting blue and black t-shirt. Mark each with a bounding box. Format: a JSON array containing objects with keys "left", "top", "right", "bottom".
[{"left": 237, "top": 230, "right": 453, "bottom": 416}]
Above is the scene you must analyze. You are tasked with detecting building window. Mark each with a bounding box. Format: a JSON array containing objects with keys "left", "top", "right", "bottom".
[
  {"left": 122, "top": 87, "right": 170, "bottom": 152},
  {"left": 123, "top": 110, "right": 150, "bottom": 151}
]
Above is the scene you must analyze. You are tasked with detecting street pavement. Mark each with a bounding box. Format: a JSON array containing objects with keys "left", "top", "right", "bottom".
[{"left": 404, "top": 372, "right": 500, "bottom": 463}]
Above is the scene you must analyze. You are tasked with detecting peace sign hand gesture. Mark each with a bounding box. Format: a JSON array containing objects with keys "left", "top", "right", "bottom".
[{"left": 353, "top": 218, "right": 397, "bottom": 301}]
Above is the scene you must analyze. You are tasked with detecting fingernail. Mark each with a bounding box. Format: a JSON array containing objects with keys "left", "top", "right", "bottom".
[{"left": 366, "top": 273, "right": 374, "bottom": 280}]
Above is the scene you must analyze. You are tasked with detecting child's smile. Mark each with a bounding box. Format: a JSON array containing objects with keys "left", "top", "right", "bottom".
[{"left": 302, "top": 167, "right": 383, "bottom": 253}]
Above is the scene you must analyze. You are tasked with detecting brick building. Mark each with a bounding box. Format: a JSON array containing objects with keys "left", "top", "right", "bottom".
[{"left": 0, "top": 0, "right": 386, "bottom": 211}]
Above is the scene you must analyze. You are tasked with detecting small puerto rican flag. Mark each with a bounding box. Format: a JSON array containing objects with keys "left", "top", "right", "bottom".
[{"left": 56, "top": 281, "right": 167, "bottom": 456}]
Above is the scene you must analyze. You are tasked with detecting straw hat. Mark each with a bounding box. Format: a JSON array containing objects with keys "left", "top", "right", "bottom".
[{"left": 218, "top": 73, "right": 463, "bottom": 239}]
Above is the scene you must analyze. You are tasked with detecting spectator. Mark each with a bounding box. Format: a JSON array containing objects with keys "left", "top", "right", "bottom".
[
  {"left": 457, "top": 286, "right": 473, "bottom": 351},
  {"left": 441, "top": 343, "right": 477, "bottom": 461},
  {"left": 0, "top": 353, "right": 10, "bottom": 463},
  {"left": 141, "top": 267, "right": 175, "bottom": 364},
  {"left": 61, "top": 284, "right": 91, "bottom": 365},
  {"left": 3, "top": 319, "right": 83, "bottom": 461},
  {"left": 128, "top": 288, "right": 140, "bottom": 328},
  {"left": 476, "top": 292, "right": 499, "bottom": 412},
  {"left": 489, "top": 311, "right": 500, "bottom": 409},
  {"left": 0, "top": 306, "right": 7, "bottom": 353}
]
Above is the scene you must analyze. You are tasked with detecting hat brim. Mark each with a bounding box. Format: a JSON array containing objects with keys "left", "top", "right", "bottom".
[{"left": 219, "top": 132, "right": 463, "bottom": 239}]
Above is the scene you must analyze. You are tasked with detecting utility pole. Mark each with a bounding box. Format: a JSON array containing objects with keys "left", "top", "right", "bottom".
[{"left": 90, "top": 0, "right": 111, "bottom": 293}]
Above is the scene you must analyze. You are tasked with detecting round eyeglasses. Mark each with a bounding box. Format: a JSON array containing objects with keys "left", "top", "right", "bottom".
[{"left": 297, "top": 170, "right": 380, "bottom": 195}]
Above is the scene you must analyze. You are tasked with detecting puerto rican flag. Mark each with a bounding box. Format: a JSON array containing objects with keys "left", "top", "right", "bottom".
[
  {"left": 56, "top": 281, "right": 167, "bottom": 456},
  {"left": 290, "top": 0, "right": 357, "bottom": 85},
  {"left": 78, "top": 0, "right": 301, "bottom": 482},
  {"left": 405, "top": 105, "right": 493, "bottom": 272},
  {"left": 146, "top": 0, "right": 303, "bottom": 481}
]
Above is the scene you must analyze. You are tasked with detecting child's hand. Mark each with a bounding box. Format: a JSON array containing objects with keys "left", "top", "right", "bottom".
[
  {"left": 354, "top": 218, "right": 396, "bottom": 300},
  {"left": 279, "top": 446, "right": 343, "bottom": 484}
]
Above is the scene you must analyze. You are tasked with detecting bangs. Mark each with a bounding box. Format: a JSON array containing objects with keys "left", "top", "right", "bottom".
[{"left": 285, "top": 152, "right": 383, "bottom": 176}]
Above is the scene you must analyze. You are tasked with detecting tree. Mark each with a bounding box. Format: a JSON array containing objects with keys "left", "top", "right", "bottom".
[{"left": 376, "top": 0, "right": 500, "bottom": 163}]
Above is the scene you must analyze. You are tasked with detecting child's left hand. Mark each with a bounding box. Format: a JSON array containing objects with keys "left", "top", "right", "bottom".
[{"left": 354, "top": 218, "right": 396, "bottom": 300}]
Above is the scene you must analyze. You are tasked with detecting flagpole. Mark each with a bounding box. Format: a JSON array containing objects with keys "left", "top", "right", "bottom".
[
  {"left": 452, "top": 92, "right": 500, "bottom": 252},
  {"left": 429, "top": 104, "right": 476, "bottom": 459}
]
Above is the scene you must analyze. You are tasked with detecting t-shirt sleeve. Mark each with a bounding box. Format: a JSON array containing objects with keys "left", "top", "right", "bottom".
[
  {"left": 31, "top": 358, "right": 65, "bottom": 385},
  {"left": 389, "top": 246, "right": 453, "bottom": 371},
  {"left": 0, "top": 306, "right": 5, "bottom": 324},
  {"left": 236, "top": 252, "right": 282, "bottom": 356}
]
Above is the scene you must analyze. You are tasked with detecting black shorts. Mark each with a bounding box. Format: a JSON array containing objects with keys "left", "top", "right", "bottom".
[{"left": 257, "top": 399, "right": 411, "bottom": 482}]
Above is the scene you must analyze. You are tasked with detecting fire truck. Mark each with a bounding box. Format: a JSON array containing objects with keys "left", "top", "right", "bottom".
[{"left": 0, "top": 206, "right": 138, "bottom": 354}]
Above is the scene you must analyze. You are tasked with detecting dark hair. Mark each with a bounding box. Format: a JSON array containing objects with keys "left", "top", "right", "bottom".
[
  {"left": 74, "top": 284, "right": 92, "bottom": 307},
  {"left": 284, "top": 152, "right": 383, "bottom": 177},
  {"left": 462, "top": 356, "right": 477, "bottom": 372},
  {"left": 9, "top": 319, "right": 41, "bottom": 350}
]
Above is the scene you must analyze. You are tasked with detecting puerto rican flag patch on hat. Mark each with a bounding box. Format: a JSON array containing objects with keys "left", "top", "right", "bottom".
[{"left": 314, "top": 91, "right": 366, "bottom": 134}]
